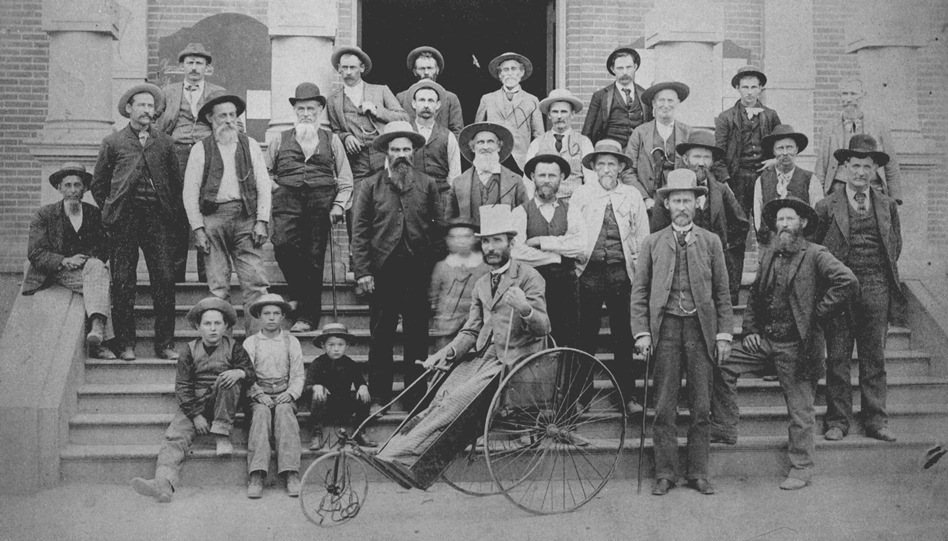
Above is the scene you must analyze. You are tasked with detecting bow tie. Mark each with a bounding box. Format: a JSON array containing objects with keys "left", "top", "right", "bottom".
[
  {"left": 745, "top": 107, "right": 763, "bottom": 119},
  {"left": 186, "top": 85, "right": 200, "bottom": 92}
]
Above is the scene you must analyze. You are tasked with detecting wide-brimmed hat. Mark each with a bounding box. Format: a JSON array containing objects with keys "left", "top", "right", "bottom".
[
  {"left": 642, "top": 81, "right": 690, "bottom": 104},
  {"left": 177, "top": 42, "right": 212, "bottom": 64},
  {"left": 676, "top": 130, "right": 726, "bottom": 161},
  {"left": 581, "top": 139, "right": 633, "bottom": 170},
  {"left": 312, "top": 322, "right": 357, "bottom": 349},
  {"left": 833, "top": 134, "right": 890, "bottom": 166},
  {"left": 443, "top": 216, "right": 479, "bottom": 233},
  {"left": 538, "top": 88, "right": 583, "bottom": 115},
  {"left": 762, "top": 195, "right": 819, "bottom": 236},
  {"left": 198, "top": 91, "right": 246, "bottom": 125},
  {"left": 247, "top": 293, "right": 292, "bottom": 319},
  {"left": 731, "top": 65, "right": 767, "bottom": 89},
  {"left": 118, "top": 83, "right": 163, "bottom": 119},
  {"left": 406, "top": 46, "right": 444, "bottom": 72},
  {"left": 49, "top": 162, "right": 92, "bottom": 189},
  {"left": 372, "top": 120, "right": 427, "bottom": 152},
  {"left": 289, "top": 82, "right": 326, "bottom": 106},
  {"left": 655, "top": 168, "right": 708, "bottom": 198},
  {"left": 474, "top": 205, "right": 518, "bottom": 238},
  {"left": 458, "top": 122, "right": 514, "bottom": 163},
  {"left": 186, "top": 297, "right": 238, "bottom": 329},
  {"left": 524, "top": 153, "right": 572, "bottom": 178},
  {"left": 488, "top": 52, "right": 533, "bottom": 82},
  {"left": 332, "top": 46, "right": 373, "bottom": 76},
  {"left": 762, "top": 124, "right": 809, "bottom": 159},
  {"left": 606, "top": 47, "right": 641, "bottom": 75},
  {"left": 406, "top": 79, "right": 446, "bottom": 103}
]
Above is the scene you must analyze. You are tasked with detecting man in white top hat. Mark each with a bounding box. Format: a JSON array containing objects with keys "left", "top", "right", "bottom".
[
  {"left": 475, "top": 52, "right": 544, "bottom": 172},
  {"left": 524, "top": 88, "right": 595, "bottom": 201}
]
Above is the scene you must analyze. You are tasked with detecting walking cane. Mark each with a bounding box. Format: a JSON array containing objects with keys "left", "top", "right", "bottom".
[
  {"left": 636, "top": 348, "right": 652, "bottom": 495},
  {"left": 327, "top": 215, "right": 341, "bottom": 322}
]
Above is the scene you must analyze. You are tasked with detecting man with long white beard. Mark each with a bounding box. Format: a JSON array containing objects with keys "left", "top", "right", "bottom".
[
  {"left": 267, "top": 83, "right": 353, "bottom": 332},
  {"left": 183, "top": 92, "right": 272, "bottom": 328},
  {"left": 447, "top": 122, "right": 527, "bottom": 228},
  {"left": 351, "top": 121, "right": 445, "bottom": 411},
  {"left": 711, "top": 197, "right": 855, "bottom": 490}
]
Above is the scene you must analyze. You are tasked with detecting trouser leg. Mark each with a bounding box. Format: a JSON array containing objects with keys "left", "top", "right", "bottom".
[
  {"left": 173, "top": 144, "right": 194, "bottom": 282},
  {"left": 209, "top": 375, "right": 241, "bottom": 435},
  {"left": 711, "top": 342, "right": 770, "bottom": 439},
  {"left": 772, "top": 342, "right": 818, "bottom": 481},
  {"left": 682, "top": 317, "right": 712, "bottom": 480},
  {"left": 538, "top": 265, "right": 579, "bottom": 349},
  {"left": 108, "top": 214, "right": 140, "bottom": 350},
  {"left": 855, "top": 273, "right": 890, "bottom": 432},
  {"left": 203, "top": 204, "right": 236, "bottom": 303},
  {"left": 368, "top": 257, "right": 404, "bottom": 403},
  {"left": 227, "top": 207, "right": 270, "bottom": 311},
  {"left": 653, "top": 316, "right": 684, "bottom": 482},
  {"left": 137, "top": 203, "right": 178, "bottom": 353},
  {"left": 155, "top": 411, "right": 197, "bottom": 490},
  {"left": 577, "top": 266, "right": 606, "bottom": 405},
  {"left": 824, "top": 309, "right": 856, "bottom": 434},
  {"left": 247, "top": 401, "right": 273, "bottom": 474},
  {"left": 388, "top": 256, "right": 430, "bottom": 408},
  {"left": 604, "top": 264, "right": 638, "bottom": 402},
  {"left": 274, "top": 402, "right": 301, "bottom": 473}
]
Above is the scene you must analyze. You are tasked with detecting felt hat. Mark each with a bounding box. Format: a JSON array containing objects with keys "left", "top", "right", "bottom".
[
  {"left": 655, "top": 168, "right": 709, "bottom": 198},
  {"left": 488, "top": 52, "right": 533, "bottom": 82},
  {"left": 474, "top": 205, "right": 518, "bottom": 238},
  {"left": 177, "top": 42, "right": 213, "bottom": 64},
  {"left": 197, "top": 91, "right": 246, "bottom": 125},
  {"left": 731, "top": 65, "right": 768, "bottom": 89},
  {"left": 186, "top": 297, "right": 238, "bottom": 329},
  {"left": 406, "top": 79, "right": 446, "bottom": 103},
  {"left": 675, "top": 130, "right": 726, "bottom": 162},
  {"left": 581, "top": 139, "right": 633, "bottom": 170},
  {"left": 458, "top": 122, "right": 515, "bottom": 163},
  {"left": 762, "top": 195, "right": 819, "bottom": 236},
  {"left": 524, "top": 153, "right": 572, "bottom": 179},
  {"left": 833, "top": 134, "right": 890, "bottom": 166},
  {"left": 247, "top": 293, "right": 292, "bottom": 319},
  {"left": 49, "top": 162, "right": 92, "bottom": 189},
  {"left": 606, "top": 46, "right": 641, "bottom": 75},
  {"left": 538, "top": 88, "right": 583, "bottom": 115},
  {"left": 371, "top": 120, "right": 427, "bottom": 152},
  {"left": 406, "top": 46, "right": 445, "bottom": 72},
  {"left": 312, "top": 322, "right": 357, "bottom": 349},
  {"left": 118, "top": 83, "right": 163, "bottom": 119},
  {"left": 762, "top": 124, "right": 809, "bottom": 159},
  {"left": 331, "top": 46, "right": 373, "bottom": 76},
  {"left": 289, "top": 82, "right": 326, "bottom": 106},
  {"left": 443, "top": 216, "right": 479, "bottom": 234},
  {"left": 641, "top": 81, "right": 690, "bottom": 104}
]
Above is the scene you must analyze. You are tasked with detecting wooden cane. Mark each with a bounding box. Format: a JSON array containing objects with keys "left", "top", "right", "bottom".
[
  {"left": 327, "top": 216, "right": 340, "bottom": 322},
  {"left": 637, "top": 348, "right": 652, "bottom": 495}
]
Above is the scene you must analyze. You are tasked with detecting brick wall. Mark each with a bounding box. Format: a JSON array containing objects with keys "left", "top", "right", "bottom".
[
  {"left": 916, "top": 2, "right": 948, "bottom": 251},
  {"left": 0, "top": 1, "right": 48, "bottom": 273}
]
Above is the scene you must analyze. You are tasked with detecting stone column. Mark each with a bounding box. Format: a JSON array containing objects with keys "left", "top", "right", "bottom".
[
  {"left": 643, "top": 0, "right": 724, "bottom": 129},
  {"left": 110, "top": 0, "right": 148, "bottom": 125},
  {"left": 266, "top": 0, "right": 338, "bottom": 144}
]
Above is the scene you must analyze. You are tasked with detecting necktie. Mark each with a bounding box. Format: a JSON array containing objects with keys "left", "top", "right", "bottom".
[
  {"left": 186, "top": 85, "right": 200, "bottom": 117},
  {"left": 622, "top": 87, "right": 632, "bottom": 109},
  {"left": 490, "top": 273, "right": 502, "bottom": 297},
  {"left": 854, "top": 192, "right": 868, "bottom": 213},
  {"left": 138, "top": 130, "right": 148, "bottom": 147},
  {"left": 554, "top": 133, "right": 564, "bottom": 153},
  {"left": 676, "top": 230, "right": 687, "bottom": 247},
  {"left": 776, "top": 171, "right": 791, "bottom": 198}
]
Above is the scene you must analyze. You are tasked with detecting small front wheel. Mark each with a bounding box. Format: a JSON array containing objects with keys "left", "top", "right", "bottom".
[{"left": 300, "top": 450, "right": 370, "bottom": 527}]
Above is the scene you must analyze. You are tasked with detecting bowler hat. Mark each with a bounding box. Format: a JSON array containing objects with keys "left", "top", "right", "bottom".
[
  {"left": 656, "top": 169, "right": 708, "bottom": 198},
  {"left": 312, "top": 322, "right": 357, "bottom": 348},
  {"left": 444, "top": 216, "right": 479, "bottom": 234},
  {"left": 118, "top": 83, "right": 163, "bottom": 119},
  {"left": 372, "top": 120, "right": 427, "bottom": 152},
  {"left": 641, "top": 81, "right": 690, "bottom": 104},
  {"left": 762, "top": 195, "right": 818, "bottom": 236},
  {"left": 458, "top": 122, "right": 514, "bottom": 164},
  {"left": 186, "top": 297, "right": 238, "bottom": 329},
  {"left": 524, "top": 153, "right": 572, "bottom": 179},
  {"left": 488, "top": 52, "right": 533, "bottom": 82},
  {"left": 474, "top": 205, "right": 518, "bottom": 238},
  {"left": 833, "top": 134, "right": 890, "bottom": 166},
  {"left": 289, "top": 82, "right": 326, "bottom": 106},
  {"left": 406, "top": 46, "right": 445, "bottom": 72},
  {"left": 581, "top": 139, "right": 633, "bottom": 170},
  {"left": 49, "top": 162, "right": 92, "bottom": 189},
  {"left": 762, "top": 125, "right": 809, "bottom": 159},
  {"left": 332, "top": 46, "right": 373, "bottom": 76},
  {"left": 198, "top": 92, "right": 246, "bottom": 125},
  {"left": 247, "top": 293, "right": 292, "bottom": 319},
  {"left": 606, "top": 47, "right": 641, "bottom": 75},
  {"left": 177, "top": 43, "right": 212, "bottom": 64},
  {"left": 675, "top": 130, "right": 726, "bottom": 162},
  {"left": 406, "top": 79, "right": 446, "bottom": 103},
  {"left": 538, "top": 88, "right": 583, "bottom": 115},
  {"left": 731, "top": 65, "right": 767, "bottom": 89}
]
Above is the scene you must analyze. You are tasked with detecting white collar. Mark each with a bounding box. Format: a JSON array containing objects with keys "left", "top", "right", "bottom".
[
  {"left": 184, "top": 80, "right": 204, "bottom": 92},
  {"left": 490, "top": 260, "right": 511, "bottom": 276},
  {"left": 534, "top": 198, "right": 559, "bottom": 210},
  {"left": 615, "top": 82, "right": 635, "bottom": 93},
  {"left": 671, "top": 222, "right": 694, "bottom": 234},
  {"left": 502, "top": 85, "right": 522, "bottom": 94},
  {"left": 344, "top": 81, "right": 364, "bottom": 95},
  {"left": 845, "top": 185, "right": 870, "bottom": 207}
]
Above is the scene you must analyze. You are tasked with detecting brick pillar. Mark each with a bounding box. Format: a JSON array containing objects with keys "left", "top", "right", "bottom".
[{"left": 643, "top": 0, "right": 724, "bottom": 129}]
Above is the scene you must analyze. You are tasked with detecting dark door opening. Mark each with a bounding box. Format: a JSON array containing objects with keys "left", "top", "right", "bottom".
[{"left": 361, "top": 0, "right": 553, "bottom": 126}]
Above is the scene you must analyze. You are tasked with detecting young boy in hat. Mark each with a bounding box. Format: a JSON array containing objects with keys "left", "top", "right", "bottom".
[
  {"left": 131, "top": 297, "right": 254, "bottom": 503},
  {"left": 304, "top": 322, "right": 377, "bottom": 450},
  {"left": 428, "top": 219, "right": 489, "bottom": 351},
  {"left": 242, "top": 293, "right": 304, "bottom": 498}
]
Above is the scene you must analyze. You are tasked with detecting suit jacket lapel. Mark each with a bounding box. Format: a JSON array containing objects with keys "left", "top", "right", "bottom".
[
  {"left": 602, "top": 86, "right": 614, "bottom": 124},
  {"left": 872, "top": 189, "right": 892, "bottom": 255},
  {"left": 488, "top": 262, "right": 516, "bottom": 311},
  {"left": 832, "top": 190, "right": 850, "bottom": 244},
  {"left": 785, "top": 246, "right": 807, "bottom": 286}
]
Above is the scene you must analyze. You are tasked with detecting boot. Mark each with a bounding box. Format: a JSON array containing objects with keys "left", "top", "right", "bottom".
[
  {"left": 131, "top": 477, "right": 173, "bottom": 503},
  {"left": 283, "top": 471, "right": 300, "bottom": 497},
  {"left": 86, "top": 317, "right": 104, "bottom": 347},
  {"left": 247, "top": 471, "right": 265, "bottom": 499}
]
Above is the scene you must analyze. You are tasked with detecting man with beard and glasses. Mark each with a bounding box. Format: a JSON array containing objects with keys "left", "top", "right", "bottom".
[
  {"left": 351, "top": 121, "right": 445, "bottom": 411},
  {"left": 582, "top": 47, "right": 651, "bottom": 149},
  {"left": 626, "top": 82, "right": 692, "bottom": 211},
  {"left": 631, "top": 169, "right": 733, "bottom": 496},
  {"left": 405, "top": 80, "right": 461, "bottom": 218},
  {"left": 524, "top": 89, "right": 595, "bottom": 202},
  {"left": 711, "top": 197, "right": 855, "bottom": 490},
  {"left": 396, "top": 46, "right": 464, "bottom": 137},
  {"left": 267, "top": 82, "right": 353, "bottom": 332},
  {"left": 814, "top": 135, "right": 904, "bottom": 444},
  {"left": 448, "top": 122, "right": 528, "bottom": 228},
  {"left": 750, "top": 125, "right": 823, "bottom": 244},
  {"left": 651, "top": 131, "right": 749, "bottom": 305},
  {"left": 183, "top": 93, "right": 271, "bottom": 333},
  {"left": 475, "top": 52, "right": 544, "bottom": 173},
  {"left": 93, "top": 83, "right": 184, "bottom": 361}
]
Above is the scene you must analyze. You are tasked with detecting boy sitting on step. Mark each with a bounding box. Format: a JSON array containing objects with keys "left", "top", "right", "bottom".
[
  {"left": 131, "top": 297, "right": 255, "bottom": 503},
  {"left": 303, "top": 322, "right": 377, "bottom": 450}
]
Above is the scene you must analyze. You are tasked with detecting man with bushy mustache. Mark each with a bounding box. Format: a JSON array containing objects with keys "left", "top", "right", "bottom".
[
  {"left": 183, "top": 93, "right": 272, "bottom": 330},
  {"left": 351, "top": 121, "right": 445, "bottom": 411},
  {"left": 267, "top": 83, "right": 353, "bottom": 332}
]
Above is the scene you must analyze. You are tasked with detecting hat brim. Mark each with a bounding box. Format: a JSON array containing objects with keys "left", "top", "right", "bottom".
[
  {"left": 675, "top": 142, "right": 726, "bottom": 162},
  {"left": 444, "top": 220, "right": 479, "bottom": 233},
  {"left": 606, "top": 48, "right": 641, "bottom": 75},
  {"left": 731, "top": 70, "right": 768, "bottom": 89},
  {"left": 186, "top": 298, "right": 238, "bottom": 329},
  {"left": 49, "top": 169, "right": 92, "bottom": 189},
  {"left": 312, "top": 331, "right": 357, "bottom": 349},
  {"left": 762, "top": 198, "right": 819, "bottom": 236},
  {"left": 641, "top": 82, "right": 690, "bottom": 104},
  {"left": 762, "top": 133, "right": 809, "bottom": 159},
  {"left": 833, "top": 149, "right": 890, "bottom": 167},
  {"left": 247, "top": 298, "right": 292, "bottom": 319},
  {"left": 524, "top": 154, "right": 572, "bottom": 178},
  {"left": 538, "top": 96, "right": 583, "bottom": 115},
  {"left": 178, "top": 51, "right": 212, "bottom": 64},
  {"left": 406, "top": 81, "right": 445, "bottom": 103},
  {"left": 488, "top": 53, "right": 533, "bottom": 82},
  {"left": 458, "top": 123, "right": 515, "bottom": 163},
  {"left": 289, "top": 95, "right": 327, "bottom": 107},
  {"left": 198, "top": 95, "right": 247, "bottom": 125},
  {"left": 655, "top": 185, "right": 709, "bottom": 198},
  {"left": 332, "top": 47, "right": 373, "bottom": 76},
  {"left": 581, "top": 150, "right": 633, "bottom": 171},
  {"left": 118, "top": 83, "right": 164, "bottom": 119},
  {"left": 474, "top": 229, "right": 518, "bottom": 239},
  {"left": 406, "top": 46, "right": 444, "bottom": 72},
  {"left": 372, "top": 130, "right": 427, "bottom": 152}
]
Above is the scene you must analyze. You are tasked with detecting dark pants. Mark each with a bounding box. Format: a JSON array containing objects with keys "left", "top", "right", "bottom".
[
  {"left": 344, "top": 146, "right": 385, "bottom": 243},
  {"left": 173, "top": 143, "right": 205, "bottom": 282},
  {"left": 368, "top": 254, "right": 430, "bottom": 407},
  {"left": 272, "top": 185, "right": 336, "bottom": 327},
  {"left": 301, "top": 387, "right": 371, "bottom": 427},
  {"left": 653, "top": 315, "right": 713, "bottom": 482},
  {"left": 727, "top": 165, "right": 758, "bottom": 299},
  {"left": 110, "top": 200, "right": 177, "bottom": 352},
  {"left": 712, "top": 338, "right": 818, "bottom": 481},
  {"left": 824, "top": 272, "right": 890, "bottom": 434},
  {"left": 537, "top": 264, "right": 579, "bottom": 348}
]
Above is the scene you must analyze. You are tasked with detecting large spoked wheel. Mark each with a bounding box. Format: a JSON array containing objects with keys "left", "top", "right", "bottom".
[
  {"left": 441, "top": 434, "right": 533, "bottom": 496},
  {"left": 484, "top": 347, "right": 626, "bottom": 515},
  {"left": 300, "top": 451, "right": 370, "bottom": 527}
]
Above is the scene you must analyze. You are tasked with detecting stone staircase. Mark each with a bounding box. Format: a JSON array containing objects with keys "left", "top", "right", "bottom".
[{"left": 57, "top": 244, "right": 948, "bottom": 486}]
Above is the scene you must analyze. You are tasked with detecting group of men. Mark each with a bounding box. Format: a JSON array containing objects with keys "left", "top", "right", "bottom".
[{"left": 24, "top": 41, "right": 904, "bottom": 498}]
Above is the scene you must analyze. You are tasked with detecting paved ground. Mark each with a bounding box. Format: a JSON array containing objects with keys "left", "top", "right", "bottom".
[{"left": 2, "top": 473, "right": 947, "bottom": 541}]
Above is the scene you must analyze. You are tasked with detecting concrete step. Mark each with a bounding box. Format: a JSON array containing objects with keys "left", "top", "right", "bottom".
[{"left": 136, "top": 282, "right": 362, "bottom": 308}]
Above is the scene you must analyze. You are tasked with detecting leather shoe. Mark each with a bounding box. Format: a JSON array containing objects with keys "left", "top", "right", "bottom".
[
  {"left": 86, "top": 319, "right": 104, "bottom": 348},
  {"left": 92, "top": 346, "right": 118, "bottom": 360},
  {"left": 120, "top": 347, "right": 136, "bottom": 361},
  {"left": 290, "top": 320, "right": 312, "bottom": 333},
  {"left": 779, "top": 477, "right": 809, "bottom": 490},
  {"left": 625, "top": 399, "right": 644, "bottom": 415},
  {"left": 131, "top": 477, "right": 172, "bottom": 503},
  {"left": 824, "top": 427, "right": 845, "bottom": 441},
  {"left": 867, "top": 428, "right": 897, "bottom": 442},
  {"left": 689, "top": 478, "right": 715, "bottom": 495},
  {"left": 711, "top": 433, "right": 737, "bottom": 445},
  {"left": 157, "top": 348, "right": 180, "bottom": 360},
  {"left": 247, "top": 471, "right": 265, "bottom": 499},
  {"left": 652, "top": 478, "right": 673, "bottom": 496},
  {"left": 284, "top": 471, "right": 301, "bottom": 497},
  {"left": 355, "top": 433, "right": 378, "bottom": 448}
]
